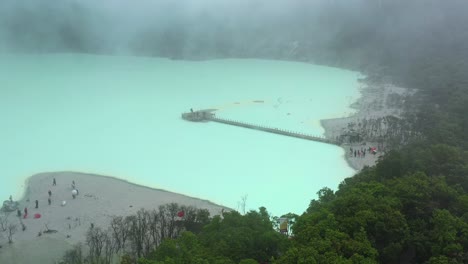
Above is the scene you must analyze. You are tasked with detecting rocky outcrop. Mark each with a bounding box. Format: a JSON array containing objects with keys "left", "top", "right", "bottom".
[{"left": 1, "top": 200, "right": 19, "bottom": 212}]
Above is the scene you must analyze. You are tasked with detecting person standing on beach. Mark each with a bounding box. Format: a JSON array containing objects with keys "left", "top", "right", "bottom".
[
  {"left": 48, "top": 197, "right": 51, "bottom": 205},
  {"left": 53, "top": 178, "right": 56, "bottom": 186},
  {"left": 35, "top": 200, "right": 38, "bottom": 208},
  {"left": 48, "top": 190, "right": 52, "bottom": 197},
  {"left": 17, "top": 209, "right": 21, "bottom": 217},
  {"left": 72, "top": 180, "right": 75, "bottom": 189},
  {"left": 24, "top": 207, "right": 28, "bottom": 218}
]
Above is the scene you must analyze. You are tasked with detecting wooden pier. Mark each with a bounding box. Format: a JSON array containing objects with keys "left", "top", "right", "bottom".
[{"left": 182, "top": 110, "right": 340, "bottom": 146}]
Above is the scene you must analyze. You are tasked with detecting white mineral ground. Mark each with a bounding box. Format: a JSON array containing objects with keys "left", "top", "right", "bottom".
[{"left": 0, "top": 172, "right": 229, "bottom": 264}]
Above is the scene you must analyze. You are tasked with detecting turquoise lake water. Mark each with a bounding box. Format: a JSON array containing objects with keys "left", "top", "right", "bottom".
[{"left": 0, "top": 53, "right": 359, "bottom": 216}]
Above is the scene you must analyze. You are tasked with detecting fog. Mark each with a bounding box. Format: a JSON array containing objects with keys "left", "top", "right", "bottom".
[
  {"left": 0, "top": 1, "right": 463, "bottom": 58},
  {"left": 1, "top": 0, "right": 468, "bottom": 84}
]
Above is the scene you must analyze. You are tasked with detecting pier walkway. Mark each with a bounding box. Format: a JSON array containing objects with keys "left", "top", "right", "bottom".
[{"left": 182, "top": 110, "right": 340, "bottom": 146}]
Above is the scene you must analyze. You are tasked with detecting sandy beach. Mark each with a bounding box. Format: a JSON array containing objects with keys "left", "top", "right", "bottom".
[{"left": 0, "top": 172, "right": 229, "bottom": 264}]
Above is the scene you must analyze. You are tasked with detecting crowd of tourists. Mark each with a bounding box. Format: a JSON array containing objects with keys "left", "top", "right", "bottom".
[{"left": 349, "top": 146, "right": 378, "bottom": 158}]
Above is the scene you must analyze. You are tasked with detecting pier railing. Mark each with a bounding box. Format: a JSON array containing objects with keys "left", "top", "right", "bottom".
[{"left": 181, "top": 111, "right": 339, "bottom": 146}]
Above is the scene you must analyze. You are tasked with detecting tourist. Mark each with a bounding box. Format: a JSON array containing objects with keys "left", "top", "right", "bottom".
[
  {"left": 17, "top": 209, "right": 21, "bottom": 217},
  {"left": 72, "top": 180, "right": 75, "bottom": 189},
  {"left": 48, "top": 197, "right": 51, "bottom": 205},
  {"left": 48, "top": 190, "right": 52, "bottom": 197},
  {"left": 53, "top": 178, "right": 56, "bottom": 186},
  {"left": 24, "top": 207, "right": 28, "bottom": 218},
  {"left": 35, "top": 199, "right": 38, "bottom": 209}
]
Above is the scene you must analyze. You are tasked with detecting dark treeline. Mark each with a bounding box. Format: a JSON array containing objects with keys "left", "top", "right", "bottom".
[
  {"left": 60, "top": 204, "right": 290, "bottom": 264},
  {"left": 60, "top": 203, "right": 213, "bottom": 264}
]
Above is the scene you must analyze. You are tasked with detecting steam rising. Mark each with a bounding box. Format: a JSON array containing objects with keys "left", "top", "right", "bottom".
[{"left": 1, "top": 0, "right": 468, "bottom": 73}]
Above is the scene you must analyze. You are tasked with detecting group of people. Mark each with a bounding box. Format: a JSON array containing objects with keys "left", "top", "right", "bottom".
[
  {"left": 16, "top": 177, "right": 79, "bottom": 220},
  {"left": 350, "top": 146, "right": 378, "bottom": 158},
  {"left": 15, "top": 201, "right": 36, "bottom": 219}
]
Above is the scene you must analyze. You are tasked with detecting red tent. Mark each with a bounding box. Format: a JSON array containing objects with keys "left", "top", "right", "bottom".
[
  {"left": 34, "top": 213, "right": 41, "bottom": 219},
  {"left": 177, "top": 211, "right": 185, "bottom": 217}
]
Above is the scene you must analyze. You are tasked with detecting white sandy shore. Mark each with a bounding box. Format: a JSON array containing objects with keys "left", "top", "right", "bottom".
[{"left": 0, "top": 172, "right": 229, "bottom": 264}]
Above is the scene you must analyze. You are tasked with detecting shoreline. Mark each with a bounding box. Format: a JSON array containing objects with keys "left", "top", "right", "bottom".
[
  {"left": 321, "top": 78, "right": 413, "bottom": 171},
  {"left": 20, "top": 171, "right": 226, "bottom": 208},
  {"left": 1, "top": 171, "right": 230, "bottom": 264}
]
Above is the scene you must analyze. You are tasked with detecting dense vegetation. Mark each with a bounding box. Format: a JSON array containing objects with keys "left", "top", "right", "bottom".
[{"left": 59, "top": 205, "right": 290, "bottom": 264}]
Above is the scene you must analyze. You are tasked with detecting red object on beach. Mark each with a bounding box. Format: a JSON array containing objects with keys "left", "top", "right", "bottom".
[
  {"left": 177, "top": 211, "right": 185, "bottom": 217},
  {"left": 34, "top": 213, "right": 41, "bottom": 219}
]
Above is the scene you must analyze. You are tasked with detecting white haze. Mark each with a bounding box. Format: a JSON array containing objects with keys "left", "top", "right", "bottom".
[{"left": 1, "top": 0, "right": 467, "bottom": 67}]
